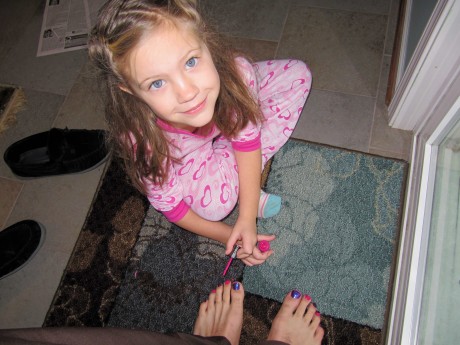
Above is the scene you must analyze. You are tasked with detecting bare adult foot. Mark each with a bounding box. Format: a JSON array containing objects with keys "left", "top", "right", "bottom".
[
  {"left": 267, "top": 290, "right": 324, "bottom": 345},
  {"left": 193, "top": 280, "right": 244, "bottom": 345}
]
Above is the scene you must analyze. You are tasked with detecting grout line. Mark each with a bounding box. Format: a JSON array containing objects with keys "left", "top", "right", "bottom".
[
  {"left": 274, "top": 0, "right": 292, "bottom": 59},
  {"left": 310, "top": 87, "right": 377, "bottom": 100},
  {"left": 369, "top": 0, "right": 399, "bottom": 154}
]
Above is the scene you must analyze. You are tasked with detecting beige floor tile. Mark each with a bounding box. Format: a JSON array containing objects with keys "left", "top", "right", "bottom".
[
  {"left": 291, "top": 0, "right": 391, "bottom": 14},
  {"left": 370, "top": 106, "right": 412, "bottom": 161},
  {"left": 278, "top": 6, "right": 387, "bottom": 97},
  {"left": 369, "top": 147, "right": 410, "bottom": 161},
  {"left": 0, "top": 0, "right": 41, "bottom": 63},
  {"left": 52, "top": 62, "right": 107, "bottom": 130},
  {"left": 0, "top": 178, "right": 23, "bottom": 229},
  {"left": 226, "top": 37, "right": 278, "bottom": 61},
  {"left": 200, "top": 0, "right": 288, "bottom": 41},
  {"left": 292, "top": 89, "right": 375, "bottom": 152}
]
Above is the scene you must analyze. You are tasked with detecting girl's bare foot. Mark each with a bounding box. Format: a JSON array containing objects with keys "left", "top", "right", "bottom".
[
  {"left": 193, "top": 280, "right": 244, "bottom": 345},
  {"left": 268, "top": 290, "right": 324, "bottom": 345}
]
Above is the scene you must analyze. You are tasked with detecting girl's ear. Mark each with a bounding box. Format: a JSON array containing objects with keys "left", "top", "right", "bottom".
[{"left": 118, "top": 84, "right": 133, "bottom": 95}]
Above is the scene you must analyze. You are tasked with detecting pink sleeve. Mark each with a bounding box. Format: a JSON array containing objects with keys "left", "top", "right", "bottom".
[
  {"left": 231, "top": 57, "right": 262, "bottom": 152},
  {"left": 160, "top": 199, "right": 190, "bottom": 222},
  {"left": 231, "top": 132, "right": 261, "bottom": 152}
]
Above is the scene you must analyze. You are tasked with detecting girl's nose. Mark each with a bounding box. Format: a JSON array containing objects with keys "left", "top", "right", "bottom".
[{"left": 176, "top": 76, "right": 199, "bottom": 103}]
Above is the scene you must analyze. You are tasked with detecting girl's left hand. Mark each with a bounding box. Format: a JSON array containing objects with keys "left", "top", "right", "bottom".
[{"left": 240, "top": 234, "right": 276, "bottom": 266}]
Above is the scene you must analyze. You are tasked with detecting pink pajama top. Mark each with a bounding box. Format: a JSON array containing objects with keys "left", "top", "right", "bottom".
[{"left": 142, "top": 57, "right": 312, "bottom": 222}]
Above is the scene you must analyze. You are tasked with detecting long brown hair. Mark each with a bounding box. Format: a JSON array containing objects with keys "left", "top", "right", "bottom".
[{"left": 88, "top": 0, "right": 262, "bottom": 194}]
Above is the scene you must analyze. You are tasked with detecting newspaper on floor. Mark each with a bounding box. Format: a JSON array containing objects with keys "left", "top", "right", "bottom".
[{"left": 37, "top": 0, "right": 106, "bottom": 57}]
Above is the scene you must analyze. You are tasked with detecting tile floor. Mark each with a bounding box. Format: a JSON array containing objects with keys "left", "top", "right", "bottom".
[{"left": 0, "top": 0, "right": 411, "bottom": 329}]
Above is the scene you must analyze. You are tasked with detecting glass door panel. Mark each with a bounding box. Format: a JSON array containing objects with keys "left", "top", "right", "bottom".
[{"left": 417, "top": 113, "right": 460, "bottom": 344}]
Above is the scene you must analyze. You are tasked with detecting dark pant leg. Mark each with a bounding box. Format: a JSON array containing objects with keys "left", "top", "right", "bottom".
[{"left": 0, "top": 327, "right": 231, "bottom": 345}]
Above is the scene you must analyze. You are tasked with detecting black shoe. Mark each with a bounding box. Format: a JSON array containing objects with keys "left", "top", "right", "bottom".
[
  {"left": 0, "top": 220, "right": 45, "bottom": 280},
  {"left": 3, "top": 128, "right": 109, "bottom": 178}
]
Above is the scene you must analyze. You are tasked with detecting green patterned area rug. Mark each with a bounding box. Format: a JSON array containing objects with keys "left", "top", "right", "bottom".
[
  {"left": 44, "top": 139, "right": 407, "bottom": 344},
  {"left": 243, "top": 139, "right": 407, "bottom": 329}
]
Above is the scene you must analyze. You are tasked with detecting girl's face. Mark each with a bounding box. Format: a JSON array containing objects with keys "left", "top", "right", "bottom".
[{"left": 122, "top": 23, "right": 220, "bottom": 132}]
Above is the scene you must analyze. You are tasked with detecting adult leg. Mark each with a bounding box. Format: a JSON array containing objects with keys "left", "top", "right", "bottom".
[
  {"left": 0, "top": 327, "right": 229, "bottom": 345},
  {"left": 193, "top": 280, "right": 244, "bottom": 345},
  {"left": 0, "top": 282, "right": 244, "bottom": 345},
  {"left": 265, "top": 289, "right": 324, "bottom": 345},
  {"left": 0, "top": 283, "right": 324, "bottom": 345}
]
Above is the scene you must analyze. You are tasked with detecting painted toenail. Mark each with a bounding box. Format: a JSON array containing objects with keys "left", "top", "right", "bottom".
[
  {"left": 304, "top": 294, "right": 311, "bottom": 300},
  {"left": 225, "top": 280, "right": 231, "bottom": 285},
  {"left": 291, "top": 290, "right": 301, "bottom": 299},
  {"left": 211, "top": 289, "right": 216, "bottom": 293},
  {"left": 315, "top": 311, "right": 321, "bottom": 317},
  {"left": 232, "top": 282, "right": 240, "bottom": 290}
]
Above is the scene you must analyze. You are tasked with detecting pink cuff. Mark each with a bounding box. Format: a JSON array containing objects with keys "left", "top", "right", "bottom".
[
  {"left": 231, "top": 133, "right": 261, "bottom": 152},
  {"left": 162, "top": 200, "right": 190, "bottom": 222}
]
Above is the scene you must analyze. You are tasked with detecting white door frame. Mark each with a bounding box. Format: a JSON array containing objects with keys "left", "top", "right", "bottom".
[{"left": 386, "top": 0, "right": 460, "bottom": 344}]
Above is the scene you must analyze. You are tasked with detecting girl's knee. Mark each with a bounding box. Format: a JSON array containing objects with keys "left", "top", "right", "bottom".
[{"left": 290, "top": 59, "right": 312, "bottom": 88}]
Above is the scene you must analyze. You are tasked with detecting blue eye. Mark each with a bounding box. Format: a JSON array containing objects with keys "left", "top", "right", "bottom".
[
  {"left": 150, "top": 80, "right": 164, "bottom": 90},
  {"left": 186, "top": 57, "right": 197, "bottom": 68}
]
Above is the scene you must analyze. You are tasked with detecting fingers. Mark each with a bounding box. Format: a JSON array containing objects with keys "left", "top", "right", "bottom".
[
  {"left": 256, "top": 233, "right": 276, "bottom": 242},
  {"left": 241, "top": 240, "right": 254, "bottom": 256},
  {"left": 225, "top": 234, "right": 239, "bottom": 255},
  {"left": 241, "top": 249, "right": 273, "bottom": 266},
  {"left": 236, "top": 232, "right": 257, "bottom": 257},
  {"left": 228, "top": 232, "right": 275, "bottom": 263}
]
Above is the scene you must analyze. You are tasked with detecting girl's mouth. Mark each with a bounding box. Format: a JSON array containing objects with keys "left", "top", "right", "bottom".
[{"left": 184, "top": 98, "right": 206, "bottom": 115}]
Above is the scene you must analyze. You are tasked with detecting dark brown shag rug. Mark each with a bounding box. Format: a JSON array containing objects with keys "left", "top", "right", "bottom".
[{"left": 44, "top": 156, "right": 384, "bottom": 344}]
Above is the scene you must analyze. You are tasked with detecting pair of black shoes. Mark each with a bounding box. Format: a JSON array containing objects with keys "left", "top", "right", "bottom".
[
  {"left": 1, "top": 128, "right": 109, "bottom": 278},
  {"left": 3, "top": 128, "right": 108, "bottom": 178}
]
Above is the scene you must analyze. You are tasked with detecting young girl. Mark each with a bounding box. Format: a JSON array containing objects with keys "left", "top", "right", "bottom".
[{"left": 88, "top": 0, "right": 312, "bottom": 266}]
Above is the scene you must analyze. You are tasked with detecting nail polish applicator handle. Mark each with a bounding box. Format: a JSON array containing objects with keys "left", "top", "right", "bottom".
[{"left": 222, "top": 245, "right": 240, "bottom": 276}]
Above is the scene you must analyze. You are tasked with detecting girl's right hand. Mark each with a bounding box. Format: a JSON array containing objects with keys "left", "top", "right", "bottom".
[{"left": 238, "top": 234, "right": 276, "bottom": 266}]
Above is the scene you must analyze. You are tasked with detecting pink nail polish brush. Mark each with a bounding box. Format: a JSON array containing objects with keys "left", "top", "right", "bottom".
[{"left": 222, "top": 245, "right": 240, "bottom": 276}]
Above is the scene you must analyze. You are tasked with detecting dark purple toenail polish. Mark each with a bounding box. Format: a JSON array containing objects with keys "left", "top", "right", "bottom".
[
  {"left": 291, "top": 290, "right": 301, "bottom": 299},
  {"left": 232, "top": 282, "right": 240, "bottom": 290}
]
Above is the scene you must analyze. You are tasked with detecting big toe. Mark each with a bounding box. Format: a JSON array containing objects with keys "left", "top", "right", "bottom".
[
  {"left": 278, "top": 290, "right": 303, "bottom": 315},
  {"left": 230, "top": 281, "right": 244, "bottom": 304}
]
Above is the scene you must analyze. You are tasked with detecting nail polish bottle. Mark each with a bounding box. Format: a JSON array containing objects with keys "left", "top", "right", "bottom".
[{"left": 258, "top": 240, "right": 270, "bottom": 252}]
